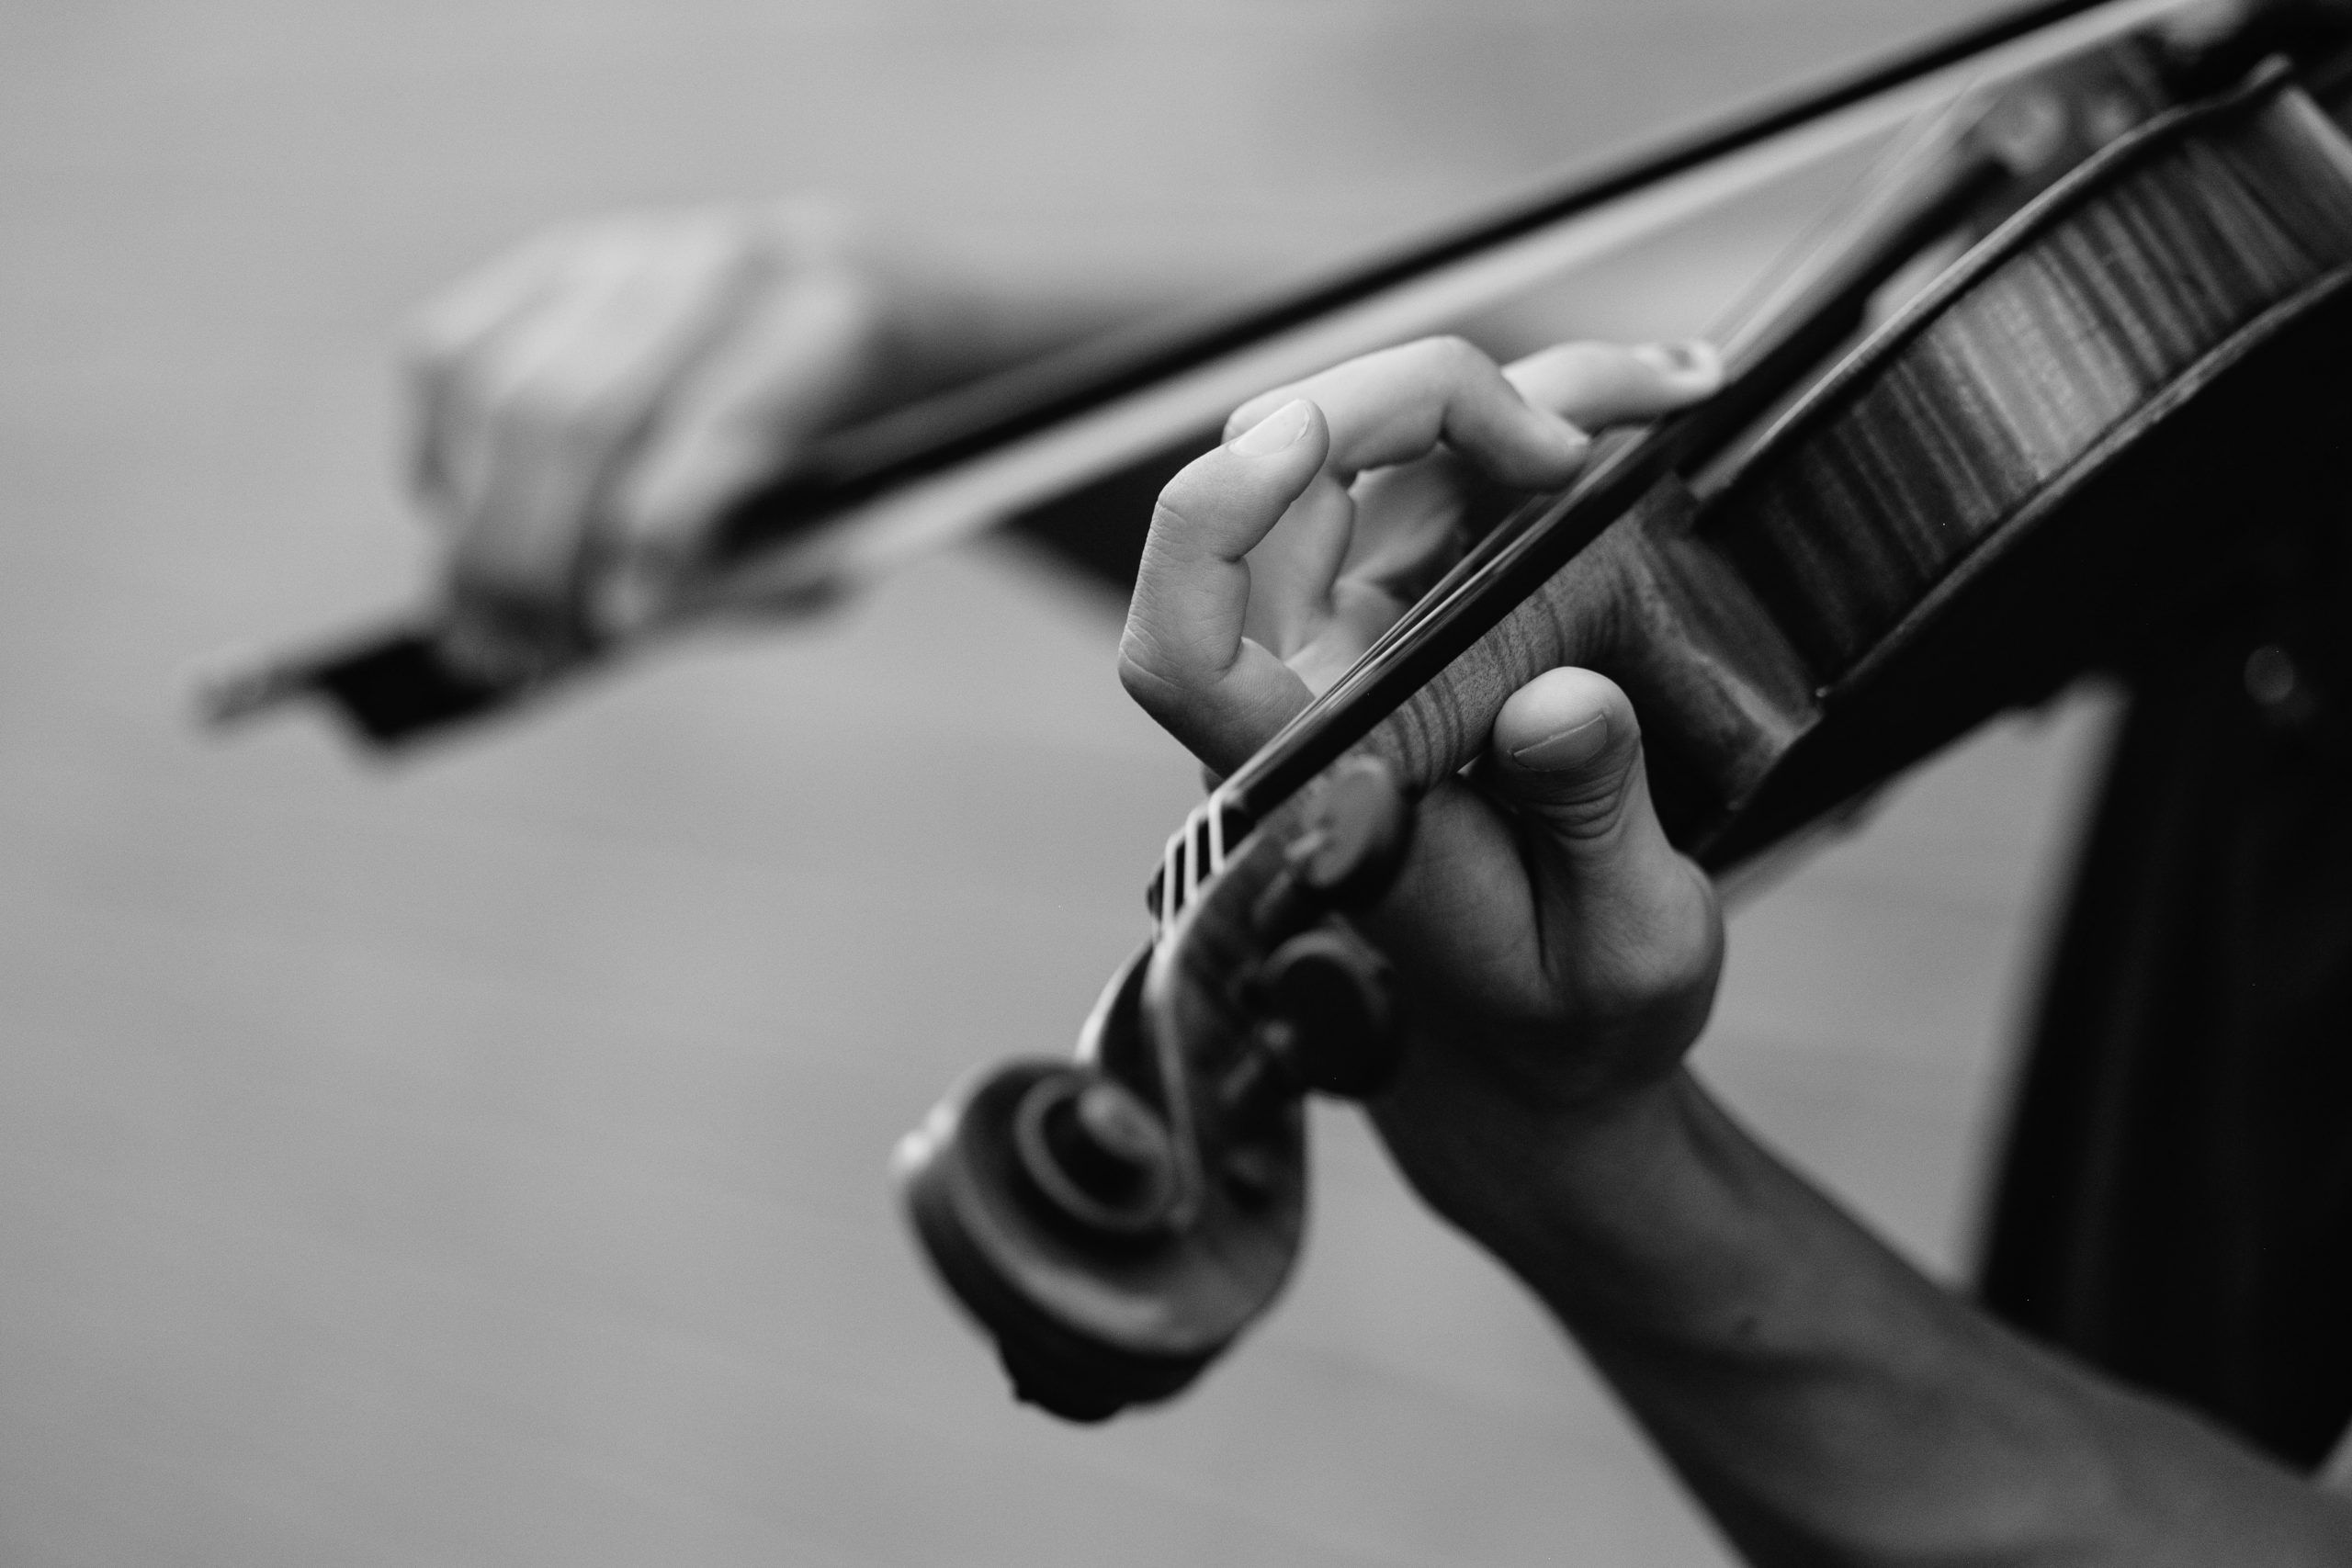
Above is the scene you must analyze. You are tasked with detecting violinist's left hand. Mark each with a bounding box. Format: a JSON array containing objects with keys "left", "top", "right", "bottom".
[
  {"left": 1120, "top": 334, "right": 1717, "bottom": 776},
  {"left": 1118, "top": 336, "right": 2352, "bottom": 1568},
  {"left": 1118, "top": 333, "right": 1729, "bottom": 1213}
]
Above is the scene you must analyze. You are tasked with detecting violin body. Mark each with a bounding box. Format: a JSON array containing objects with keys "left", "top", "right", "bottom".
[{"left": 902, "top": 61, "right": 2352, "bottom": 1418}]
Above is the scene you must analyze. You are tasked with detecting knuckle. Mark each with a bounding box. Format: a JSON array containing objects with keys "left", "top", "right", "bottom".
[
  {"left": 1147, "top": 475, "right": 1227, "bottom": 553},
  {"left": 1114, "top": 640, "right": 1161, "bottom": 699},
  {"left": 1414, "top": 334, "right": 1489, "bottom": 380},
  {"left": 1147, "top": 491, "right": 1198, "bottom": 542},
  {"left": 1116, "top": 630, "right": 1193, "bottom": 716},
  {"left": 1541, "top": 785, "right": 1635, "bottom": 846},
  {"left": 1524, "top": 745, "right": 1645, "bottom": 845}
]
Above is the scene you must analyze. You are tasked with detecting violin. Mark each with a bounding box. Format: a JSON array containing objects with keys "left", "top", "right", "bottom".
[
  {"left": 197, "top": 0, "right": 2203, "bottom": 747},
  {"left": 895, "top": 26, "right": 2352, "bottom": 1419}
]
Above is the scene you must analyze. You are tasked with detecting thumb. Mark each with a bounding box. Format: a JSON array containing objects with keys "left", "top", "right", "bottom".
[
  {"left": 1488, "top": 667, "right": 1653, "bottom": 852},
  {"left": 1487, "top": 669, "right": 1715, "bottom": 1008}
]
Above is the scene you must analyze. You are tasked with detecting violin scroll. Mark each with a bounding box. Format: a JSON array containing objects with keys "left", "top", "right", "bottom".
[
  {"left": 897, "top": 758, "right": 1414, "bottom": 1419},
  {"left": 897, "top": 1046, "right": 1239, "bottom": 1422}
]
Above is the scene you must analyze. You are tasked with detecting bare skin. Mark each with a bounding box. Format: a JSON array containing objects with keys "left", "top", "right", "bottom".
[
  {"left": 402, "top": 199, "right": 1151, "bottom": 667},
  {"left": 1119, "top": 333, "right": 2352, "bottom": 1567}
]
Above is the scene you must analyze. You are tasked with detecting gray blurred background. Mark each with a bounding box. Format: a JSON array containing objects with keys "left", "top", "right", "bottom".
[{"left": 3, "top": 3, "right": 2119, "bottom": 1564}]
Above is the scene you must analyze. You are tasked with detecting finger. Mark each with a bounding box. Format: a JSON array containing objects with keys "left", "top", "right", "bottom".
[
  {"left": 1487, "top": 668, "right": 1720, "bottom": 1025},
  {"left": 1216, "top": 336, "right": 1593, "bottom": 669},
  {"left": 1226, "top": 335, "right": 1589, "bottom": 489},
  {"left": 1119, "top": 399, "right": 1330, "bottom": 773},
  {"left": 439, "top": 220, "right": 760, "bottom": 634},
  {"left": 404, "top": 229, "right": 582, "bottom": 512},
  {"left": 432, "top": 233, "right": 659, "bottom": 532},
  {"left": 1504, "top": 339, "right": 1721, "bottom": 429},
  {"left": 1238, "top": 470, "right": 1357, "bottom": 660},
  {"left": 1325, "top": 339, "right": 1721, "bottom": 613},
  {"left": 1330, "top": 450, "right": 1476, "bottom": 599},
  {"left": 601, "top": 265, "right": 881, "bottom": 622},
  {"left": 407, "top": 223, "right": 603, "bottom": 371}
]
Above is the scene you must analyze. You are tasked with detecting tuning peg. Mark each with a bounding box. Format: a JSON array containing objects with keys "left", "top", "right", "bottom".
[
  {"left": 1285, "top": 758, "right": 1413, "bottom": 908},
  {"left": 1248, "top": 758, "right": 1415, "bottom": 941},
  {"left": 1248, "top": 920, "right": 1398, "bottom": 1101}
]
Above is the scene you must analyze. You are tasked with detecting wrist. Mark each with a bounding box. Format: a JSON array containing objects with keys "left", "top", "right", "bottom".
[
  {"left": 1371, "top": 1058, "right": 1701, "bottom": 1269},
  {"left": 1376, "top": 1067, "right": 1843, "bottom": 1368}
]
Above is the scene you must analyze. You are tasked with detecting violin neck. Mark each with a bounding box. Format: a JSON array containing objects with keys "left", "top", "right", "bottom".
[
  {"left": 1217, "top": 100, "right": 2029, "bottom": 830},
  {"left": 1226, "top": 54, "right": 2352, "bottom": 876}
]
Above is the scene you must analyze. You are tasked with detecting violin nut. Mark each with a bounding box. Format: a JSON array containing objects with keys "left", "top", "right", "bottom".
[{"left": 1283, "top": 758, "right": 1412, "bottom": 908}]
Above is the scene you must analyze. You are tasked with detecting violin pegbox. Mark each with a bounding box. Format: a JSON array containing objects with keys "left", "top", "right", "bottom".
[
  {"left": 1143, "top": 757, "right": 1415, "bottom": 1120},
  {"left": 1211, "top": 759, "right": 1417, "bottom": 1103},
  {"left": 896, "top": 756, "right": 1415, "bottom": 1422}
]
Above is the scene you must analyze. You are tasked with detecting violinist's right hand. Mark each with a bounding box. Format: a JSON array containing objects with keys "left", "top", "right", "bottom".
[
  {"left": 405, "top": 200, "right": 902, "bottom": 668},
  {"left": 403, "top": 199, "right": 1118, "bottom": 671}
]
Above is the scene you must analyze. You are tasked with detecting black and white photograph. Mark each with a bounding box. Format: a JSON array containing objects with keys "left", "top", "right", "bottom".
[{"left": 7, "top": 0, "right": 2352, "bottom": 1562}]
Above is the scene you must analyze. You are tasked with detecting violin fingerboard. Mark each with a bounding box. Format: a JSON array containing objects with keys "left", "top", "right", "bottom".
[{"left": 1354, "top": 479, "right": 1821, "bottom": 840}]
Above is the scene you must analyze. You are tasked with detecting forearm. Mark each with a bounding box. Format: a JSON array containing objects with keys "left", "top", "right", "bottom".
[{"left": 1385, "top": 1068, "right": 2352, "bottom": 1566}]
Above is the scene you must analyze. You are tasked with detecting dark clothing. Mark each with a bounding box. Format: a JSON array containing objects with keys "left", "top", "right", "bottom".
[{"left": 1981, "top": 573, "right": 2352, "bottom": 1469}]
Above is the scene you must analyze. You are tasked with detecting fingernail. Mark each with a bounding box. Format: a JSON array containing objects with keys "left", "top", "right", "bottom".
[
  {"left": 1510, "top": 711, "right": 1610, "bottom": 772},
  {"left": 1229, "top": 398, "right": 1312, "bottom": 456},
  {"left": 1633, "top": 340, "right": 1720, "bottom": 378}
]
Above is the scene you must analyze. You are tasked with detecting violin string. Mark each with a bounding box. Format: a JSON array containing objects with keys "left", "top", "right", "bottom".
[
  {"left": 1221, "top": 83, "right": 2078, "bottom": 826},
  {"left": 1257, "top": 87, "right": 1985, "bottom": 734},
  {"left": 1213, "top": 0, "right": 2220, "bottom": 835},
  {"left": 1708, "top": 81, "right": 1989, "bottom": 370}
]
